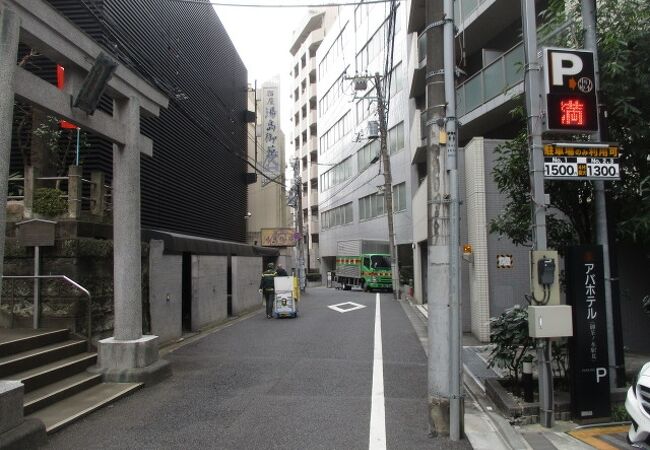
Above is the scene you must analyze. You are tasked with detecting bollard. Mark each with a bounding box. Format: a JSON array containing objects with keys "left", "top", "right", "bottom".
[{"left": 522, "top": 359, "right": 534, "bottom": 403}]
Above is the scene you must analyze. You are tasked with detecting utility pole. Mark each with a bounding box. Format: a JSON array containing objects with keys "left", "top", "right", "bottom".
[
  {"left": 293, "top": 157, "right": 306, "bottom": 292},
  {"left": 521, "top": 0, "right": 553, "bottom": 428},
  {"left": 425, "top": 0, "right": 451, "bottom": 437},
  {"left": 581, "top": 0, "right": 618, "bottom": 390},
  {"left": 443, "top": 0, "right": 462, "bottom": 439},
  {"left": 374, "top": 73, "right": 399, "bottom": 300}
]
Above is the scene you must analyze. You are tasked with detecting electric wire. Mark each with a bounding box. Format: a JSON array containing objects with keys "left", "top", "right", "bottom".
[{"left": 147, "top": 0, "right": 401, "bottom": 7}]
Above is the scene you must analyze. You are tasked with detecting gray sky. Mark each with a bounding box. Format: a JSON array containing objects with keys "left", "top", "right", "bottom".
[{"left": 212, "top": 4, "right": 307, "bottom": 84}]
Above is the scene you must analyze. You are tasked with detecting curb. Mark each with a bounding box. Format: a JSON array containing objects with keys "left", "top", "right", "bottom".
[{"left": 400, "top": 298, "right": 527, "bottom": 449}]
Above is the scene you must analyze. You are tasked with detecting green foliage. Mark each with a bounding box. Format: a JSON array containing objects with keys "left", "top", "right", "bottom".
[
  {"left": 611, "top": 404, "right": 630, "bottom": 422},
  {"left": 488, "top": 305, "right": 534, "bottom": 394},
  {"left": 32, "top": 116, "right": 89, "bottom": 176},
  {"left": 33, "top": 187, "right": 67, "bottom": 217},
  {"left": 489, "top": 108, "right": 582, "bottom": 248},
  {"left": 490, "top": 0, "right": 650, "bottom": 247}
]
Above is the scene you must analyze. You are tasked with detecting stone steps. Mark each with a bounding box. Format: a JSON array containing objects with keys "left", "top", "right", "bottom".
[
  {"left": 0, "top": 328, "right": 141, "bottom": 434},
  {"left": 26, "top": 381, "right": 143, "bottom": 433}
]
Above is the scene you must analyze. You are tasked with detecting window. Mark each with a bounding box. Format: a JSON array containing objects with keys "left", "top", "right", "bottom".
[
  {"left": 320, "top": 112, "right": 352, "bottom": 154},
  {"left": 388, "top": 121, "right": 404, "bottom": 155},
  {"left": 321, "top": 202, "right": 353, "bottom": 229},
  {"left": 356, "top": 92, "right": 376, "bottom": 124},
  {"left": 357, "top": 139, "right": 380, "bottom": 172},
  {"left": 320, "top": 157, "right": 353, "bottom": 192},
  {"left": 359, "top": 191, "right": 385, "bottom": 221},
  {"left": 392, "top": 182, "right": 406, "bottom": 212},
  {"left": 388, "top": 62, "right": 403, "bottom": 97},
  {"left": 355, "top": 5, "right": 401, "bottom": 74},
  {"left": 318, "top": 26, "right": 349, "bottom": 80}
]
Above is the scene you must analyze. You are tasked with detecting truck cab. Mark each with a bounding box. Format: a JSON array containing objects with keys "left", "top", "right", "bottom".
[{"left": 361, "top": 254, "right": 392, "bottom": 291}]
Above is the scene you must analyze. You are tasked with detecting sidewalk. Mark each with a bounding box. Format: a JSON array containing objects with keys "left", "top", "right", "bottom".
[{"left": 405, "top": 301, "right": 644, "bottom": 450}]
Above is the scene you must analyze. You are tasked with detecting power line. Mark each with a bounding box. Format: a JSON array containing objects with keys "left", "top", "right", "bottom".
[{"left": 149, "top": 0, "right": 401, "bottom": 7}]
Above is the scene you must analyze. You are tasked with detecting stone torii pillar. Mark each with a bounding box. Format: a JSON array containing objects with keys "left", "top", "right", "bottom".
[
  {"left": 0, "top": 8, "right": 47, "bottom": 449},
  {"left": 94, "top": 97, "right": 170, "bottom": 383},
  {"left": 0, "top": 6, "right": 19, "bottom": 289}
]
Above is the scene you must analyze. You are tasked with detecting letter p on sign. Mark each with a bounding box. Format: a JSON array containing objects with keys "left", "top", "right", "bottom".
[
  {"left": 550, "top": 52, "right": 583, "bottom": 87},
  {"left": 596, "top": 367, "right": 607, "bottom": 383}
]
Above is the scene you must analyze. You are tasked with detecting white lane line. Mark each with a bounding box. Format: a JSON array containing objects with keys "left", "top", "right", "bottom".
[{"left": 369, "top": 293, "right": 386, "bottom": 450}]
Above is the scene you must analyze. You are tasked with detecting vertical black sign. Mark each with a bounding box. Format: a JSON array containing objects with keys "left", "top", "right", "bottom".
[{"left": 566, "top": 245, "right": 610, "bottom": 420}]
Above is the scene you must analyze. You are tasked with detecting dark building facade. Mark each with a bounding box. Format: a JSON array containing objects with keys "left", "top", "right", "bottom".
[{"left": 40, "top": 0, "right": 250, "bottom": 242}]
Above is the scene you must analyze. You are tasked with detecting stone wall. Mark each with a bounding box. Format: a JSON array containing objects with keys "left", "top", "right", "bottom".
[
  {"left": 232, "top": 256, "right": 262, "bottom": 316},
  {"left": 148, "top": 240, "right": 182, "bottom": 345},
  {"left": 191, "top": 255, "right": 228, "bottom": 330},
  {"left": 1, "top": 236, "right": 149, "bottom": 342}
]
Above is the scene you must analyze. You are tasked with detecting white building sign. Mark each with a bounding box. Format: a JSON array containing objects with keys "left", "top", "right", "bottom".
[{"left": 261, "top": 86, "right": 280, "bottom": 186}]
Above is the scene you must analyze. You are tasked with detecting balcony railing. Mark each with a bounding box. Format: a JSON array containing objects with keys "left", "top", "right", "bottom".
[
  {"left": 456, "top": 43, "right": 524, "bottom": 117},
  {"left": 454, "top": 0, "right": 491, "bottom": 25}
]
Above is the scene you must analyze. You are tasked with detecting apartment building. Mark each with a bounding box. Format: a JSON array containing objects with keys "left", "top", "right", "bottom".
[
  {"left": 316, "top": 3, "right": 414, "bottom": 279},
  {"left": 289, "top": 10, "right": 335, "bottom": 272},
  {"left": 406, "top": 0, "right": 542, "bottom": 341}
]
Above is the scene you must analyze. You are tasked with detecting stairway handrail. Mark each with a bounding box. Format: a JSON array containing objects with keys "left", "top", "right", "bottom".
[{"left": 2, "top": 275, "right": 92, "bottom": 352}]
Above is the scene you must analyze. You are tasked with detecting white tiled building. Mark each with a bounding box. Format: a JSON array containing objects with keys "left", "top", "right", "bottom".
[
  {"left": 316, "top": 3, "right": 414, "bottom": 280},
  {"left": 289, "top": 10, "right": 336, "bottom": 272}
]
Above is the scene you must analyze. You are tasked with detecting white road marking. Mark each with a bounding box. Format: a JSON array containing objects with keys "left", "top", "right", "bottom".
[
  {"left": 328, "top": 301, "right": 367, "bottom": 313},
  {"left": 369, "top": 293, "right": 386, "bottom": 450}
]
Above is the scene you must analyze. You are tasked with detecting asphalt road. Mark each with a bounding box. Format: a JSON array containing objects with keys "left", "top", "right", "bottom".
[{"left": 45, "top": 286, "right": 472, "bottom": 449}]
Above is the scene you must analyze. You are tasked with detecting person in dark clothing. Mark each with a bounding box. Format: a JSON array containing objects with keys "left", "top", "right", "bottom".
[
  {"left": 259, "top": 263, "right": 277, "bottom": 318},
  {"left": 276, "top": 264, "right": 288, "bottom": 276}
]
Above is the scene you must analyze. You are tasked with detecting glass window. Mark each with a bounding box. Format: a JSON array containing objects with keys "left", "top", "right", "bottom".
[
  {"left": 370, "top": 255, "right": 391, "bottom": 268},
  {"left": 393, "top": 182, "right": 406, "bottom": 212},
  {"left": 388, "top": 122, "right": 404, "bottom": 155}
]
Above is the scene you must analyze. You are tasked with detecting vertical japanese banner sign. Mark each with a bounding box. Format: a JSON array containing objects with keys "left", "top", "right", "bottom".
[
  {"left": 566, "top": 245, "right": 611, "bottom": 420},
  {"left": 261, "top": 86, "right": 279, "bottom": 186}
]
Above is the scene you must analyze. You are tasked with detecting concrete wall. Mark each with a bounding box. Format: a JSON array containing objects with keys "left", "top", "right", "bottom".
[
  {"left": 232, "top": 256, "right": 263, "bottom": 316},
  {"left": 148, "top": 240, "right": 182, "bottom": 345},
  {"left": 191, "top": 255, "right": 228, "bottom": 330}
]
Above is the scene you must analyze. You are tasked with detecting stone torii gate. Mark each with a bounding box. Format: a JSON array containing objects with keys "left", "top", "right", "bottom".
[{"left": 0, "top": 0, "right": 170, "bottom": 382}]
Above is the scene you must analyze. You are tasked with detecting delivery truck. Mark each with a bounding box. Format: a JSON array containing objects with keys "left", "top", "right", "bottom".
[{"left": 335, "top": 240, "right": 393, "bottom": 292}]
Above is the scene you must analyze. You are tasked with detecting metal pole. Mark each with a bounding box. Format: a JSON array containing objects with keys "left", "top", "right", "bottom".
[
  {"left": 374, "top": 73, "right": 399, "bottom": 300},
  {"left": 521, "top": 0, "right": 553, "bottom": 428},
  {"left": 0, "top": 7, "right": 20, "bottom": 307},
  {"left": 581, "top": 0, "right": 617, "bottom": 390},
  {"left": 426, "top": 0, "right": 451, "bottom": 437},
  {"left": 75, "top": 127, "right": 81, "bottom": 166},
  {"left": 443, "top": 0, "right": 462, "bottom": 439},
  {"left": 33, "top": 246, "right": 40, "bottom": 329},
  {"left": 254, "top": 80, "right": 258, "bottom": 166}
]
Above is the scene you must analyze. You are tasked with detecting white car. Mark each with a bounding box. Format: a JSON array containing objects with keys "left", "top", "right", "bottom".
[{"left": 627, "top": 362, "right": 650, "bottom": 445}]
